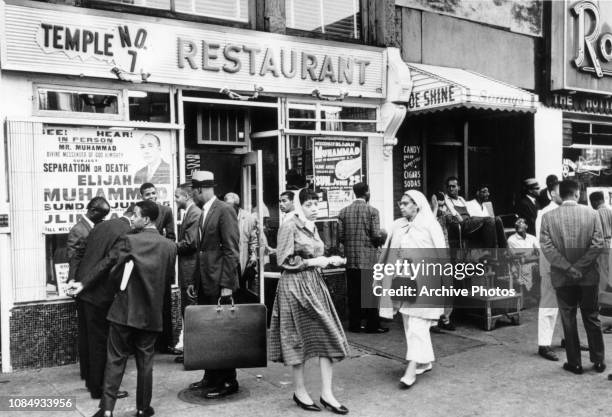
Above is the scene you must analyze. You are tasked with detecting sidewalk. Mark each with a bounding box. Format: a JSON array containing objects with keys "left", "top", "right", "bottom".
[{"left": 1, "top": 308, "right": 611, "bottom": 417}]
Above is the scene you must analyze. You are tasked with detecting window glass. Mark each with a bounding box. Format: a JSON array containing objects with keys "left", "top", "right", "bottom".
[
  {"left": 174, "top": 0, "right": 249, "bottom": 21},
  {"left": 129, "top": 91, "right": 171, "bottom": 123},
  {"left": 96, "top": 0, "right": 170, "bottom": 9},
  {"left": 38, "top": 89, "right": 119, "bottom": 114},
  {"left": 286, "top": 0, "right": 361, "bottom": 39},
  {"left": 287, "top": 102, "right": 378, "bottom": 133}
]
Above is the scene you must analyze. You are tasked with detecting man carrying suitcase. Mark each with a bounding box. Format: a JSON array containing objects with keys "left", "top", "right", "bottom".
[{"left": 188, "top": 170, "right": 241, "bottom": 399}]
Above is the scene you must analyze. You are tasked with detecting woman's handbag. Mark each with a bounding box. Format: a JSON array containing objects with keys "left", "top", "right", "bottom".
[{"left": 183, "top": 297, "right": 268, "bottom": 370}]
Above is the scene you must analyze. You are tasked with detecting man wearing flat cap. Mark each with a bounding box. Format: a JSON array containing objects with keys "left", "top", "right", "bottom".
[
  {"left": 515, "top": 178, "right": 540, "bottom": 236},
  {"left": 188, "top": 171, "right": 241, "bottom": 399}
]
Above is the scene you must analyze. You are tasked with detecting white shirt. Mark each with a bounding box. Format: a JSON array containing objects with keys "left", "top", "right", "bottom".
[
  {"left": 508, "top": 232, "right": 539, "bottom": 249},
  {"left": 527, "top": 194, "right": 536, "bottom": 206},
  {"left": 282, "top": 210, "right": 296, "bottom": 224},
  {"left": 82, "top": 215, "right": 95, "bottom": 229},
  {"left": 466, "top": 199, "right": 493, "bottom": 218},
  {"left": 201, "top": 195, "right": 216, "bottom": 226},
  {"left": 535, "top": 201, "right": 559, "bottom": 239}
]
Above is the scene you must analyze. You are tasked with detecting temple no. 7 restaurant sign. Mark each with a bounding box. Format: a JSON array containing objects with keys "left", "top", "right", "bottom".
[{"left": 1, "top": 0, "right": 386, "bottom": 97}]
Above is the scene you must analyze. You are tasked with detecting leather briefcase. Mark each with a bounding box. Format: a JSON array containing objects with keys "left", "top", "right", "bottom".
[{"left": 183, "top": 299, "right": 268, "bottom": 370}]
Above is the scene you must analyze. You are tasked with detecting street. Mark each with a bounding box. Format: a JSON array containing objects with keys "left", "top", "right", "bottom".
[{"left": 2, "top": 308, "right": 611, "bottom": 417}]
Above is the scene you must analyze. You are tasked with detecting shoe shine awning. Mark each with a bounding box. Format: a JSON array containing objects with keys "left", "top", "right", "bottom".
[{"left": 404, "top": 63, "right": 538, "bottom": 114}]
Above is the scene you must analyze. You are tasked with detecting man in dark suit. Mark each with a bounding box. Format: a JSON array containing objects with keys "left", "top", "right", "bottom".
[
  {"left": 515, "top": 178, "right": 540, "bottom": 236},
  {"left": 188, "top": 170, "right": 240, "bottom": 399},
  {"left": 67, "top": 196, "right": 109, "bottom": 384},
  {"left": 133, "top": 133, "right": 171, "bottom": 185},
  {"left": 537, "top": 175, "right": 559, "bottom": 210},
  {"left": 338, "top": 182, "right": 387, "bottom": 333},
  {"left": 172, "top": 183, "right": 202, "bottom": 363},
  {"left": 68, "top": 208, "right": 133, "bottom": 399},
  {"left": 92, "top": 200, "right": 177, "bottom": 417},
  {"left": 140, "top": 182, "right": 176, "bottom": 241},
  {"left": 140, "top": 182, "right": 176, "bottom": 353},
  {"left": 540, "top": 179, "right": 605, "bottom": 375}
]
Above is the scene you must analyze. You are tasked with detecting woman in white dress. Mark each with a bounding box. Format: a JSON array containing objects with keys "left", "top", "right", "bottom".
[{"left": 379, "top": 190, "right": 446, "bottom": 388}]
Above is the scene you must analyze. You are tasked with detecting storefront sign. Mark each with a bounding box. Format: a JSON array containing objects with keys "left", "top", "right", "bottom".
[
  {"left": 407, "top": 85, "right": 455, "bottom": 110},
  {"left": 1, "top": 1, "right": 385, "bottom": 98},
  {"left": 37, "top": 22, "right": 151, "bottom": 74},
  {"left": 547, "top": 92, "right": 612, "bottom": 114},
  {"left": 399, "top": 145, "right": 423, "bottom": 190},
  {"left": 312, "top": 139, "right": 362, "bottom": 218},
  {"left": 551, "top": 0, "right": 612, "bottom": 93},
  {"left": 38, "top": 127, "right": 173, "bottom": 234}
]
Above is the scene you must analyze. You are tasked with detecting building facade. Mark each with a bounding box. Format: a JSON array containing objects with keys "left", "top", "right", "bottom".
[{"left": 0, "top": 0, "right": 411, "bottom": 371}]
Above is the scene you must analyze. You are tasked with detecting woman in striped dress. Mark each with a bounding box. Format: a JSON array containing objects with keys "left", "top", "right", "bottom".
[{"left": 269, "top": 188, "right": 349, "bottom": 414}]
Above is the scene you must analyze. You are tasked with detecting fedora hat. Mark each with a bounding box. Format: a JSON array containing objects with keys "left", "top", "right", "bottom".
[
  {"left": 523, "top": 178, "right": 539, "bottom": 189},
  {"left": 192, "top": 170, "right": 216, "bottom": 188}
]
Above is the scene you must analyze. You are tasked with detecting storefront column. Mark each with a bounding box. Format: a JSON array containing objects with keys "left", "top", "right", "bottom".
[
  {"left": 368, "top": 136, "right": 394, "bottom": 229},
  {"left": 0, "top": 72, "right": 14, "bottom": 372},
  {"left": 534, "top": 106, "right": 563, "bottom": 183}
]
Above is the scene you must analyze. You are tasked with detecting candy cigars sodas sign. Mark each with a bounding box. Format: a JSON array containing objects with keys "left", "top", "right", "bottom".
[{"left": 38, "top": 127, "right": 173, "bottom": 234}]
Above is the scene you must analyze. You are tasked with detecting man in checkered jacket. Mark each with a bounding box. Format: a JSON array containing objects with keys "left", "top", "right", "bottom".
[{"left": 338, "top": 182, "right": 388, "bottom": 333}]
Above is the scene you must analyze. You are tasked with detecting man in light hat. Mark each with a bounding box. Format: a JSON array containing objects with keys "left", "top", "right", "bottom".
[
  {"left": 188, "top": 171, "right": 241, "bottom": 399},
  {"left": 515, "top": 178, "right": 540, "bottom": 236}
]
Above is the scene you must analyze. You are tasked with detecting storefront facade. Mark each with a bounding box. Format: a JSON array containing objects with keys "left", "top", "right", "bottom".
[
  {"left": 391, "top": 1, "right": 543, "bottom": 216},
  {"left": 546, "top": 0, "right": 612, "bottom": 203},
  {"left": 0, "top": 0, "right": 409, "bottom": 371}
]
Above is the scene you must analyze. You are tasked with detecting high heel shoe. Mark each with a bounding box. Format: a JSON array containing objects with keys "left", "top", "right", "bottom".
[
  {"left": 293, "top": 394, "right": 321, "bottom": 411},
  {"left": 320, "top": 397, "right": 349, "bottom": 415}
]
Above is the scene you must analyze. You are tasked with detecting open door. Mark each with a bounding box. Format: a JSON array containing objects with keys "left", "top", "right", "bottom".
[{"left": 241, "top": 150, "right": 265, "bottom": 303}]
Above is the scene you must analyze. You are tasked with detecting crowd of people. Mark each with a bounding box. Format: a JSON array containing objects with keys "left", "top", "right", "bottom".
[{"left": 64, "top": 169, "right": 612, "bottom": 417}]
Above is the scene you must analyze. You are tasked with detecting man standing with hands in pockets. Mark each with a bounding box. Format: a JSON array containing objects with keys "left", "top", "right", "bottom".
[{"left": 187, "top": 171, "right": 241, "bottom": 399}]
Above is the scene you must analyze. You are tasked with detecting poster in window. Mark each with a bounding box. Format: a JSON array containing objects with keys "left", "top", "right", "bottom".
[
  {"left": 38, "top": 127, "right": 174, "bottom": 234},
  {"left": 313, "top": 138, "right": 362, "bottom": 218}
]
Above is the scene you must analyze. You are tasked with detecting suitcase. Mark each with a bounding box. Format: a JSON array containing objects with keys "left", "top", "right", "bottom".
[{"left": 183, "top": 299, "right": 268, "bottom": 370}]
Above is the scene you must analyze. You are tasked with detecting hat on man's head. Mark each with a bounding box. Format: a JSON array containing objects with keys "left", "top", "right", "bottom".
[
  {"left": 523, "top": 178, "right": 539, "bottom": 189},
  {"left": 192, "top": 170, "right": 216, "bottom": 188}
]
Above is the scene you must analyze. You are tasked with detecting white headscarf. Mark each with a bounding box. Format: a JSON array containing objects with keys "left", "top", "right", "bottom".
[{"left": 401, "top": 189, "right": 446, "bottom": 249}]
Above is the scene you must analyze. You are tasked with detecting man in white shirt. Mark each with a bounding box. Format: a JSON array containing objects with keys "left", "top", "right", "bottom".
[
  {"left": 279, "top": 191, "right": 297, "bottom": 223},
  {"left": 443, "top": 178, "right": 506, "bottom": 248},
  {"left": 508, "top": 218, "right": 539, "bottom": 292}
]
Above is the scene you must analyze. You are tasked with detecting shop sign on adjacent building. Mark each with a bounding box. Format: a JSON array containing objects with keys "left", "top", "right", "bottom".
[
  {"left": 312, "top": 138, "right": 362, "bottom": 219},
  {"left": 547, "top": 92, "right": 612, "bottom": 114},
  {"left": 1, "top": 1, "right": 386, "bottom": 98},
  {"left": 38, "top": 127, "right": 173, "bottom": 234},
  {"left": 551, "top": 0, "right": 612, "bottom": 93}
]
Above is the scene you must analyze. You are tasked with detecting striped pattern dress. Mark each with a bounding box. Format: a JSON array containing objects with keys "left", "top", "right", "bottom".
[{"left": 269, "top": 215, "right": 349, "bottom": 366}]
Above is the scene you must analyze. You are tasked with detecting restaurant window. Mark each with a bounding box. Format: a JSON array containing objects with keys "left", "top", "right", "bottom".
[
  {"left": 128, "top": 91, "right": 171, "bottom": 123},
  {"left": 94, "top": 0, "right": 249, "bottom": 22},
  {"left": 36, "top": 87, "right": 120, "bottom": 117},
  {"left": 286, "top": 102, "right": 378, "bottom": 134},
  {"left": 285, "top": 0, "right": 361, "bottom": 39},
  {"left": 562, "top": 119, "right": 612, "bottom": 204}
]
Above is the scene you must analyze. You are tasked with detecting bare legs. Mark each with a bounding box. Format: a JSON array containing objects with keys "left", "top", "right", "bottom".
[{"left": 292, "top": 357, "right": 342, "bottom": 407}]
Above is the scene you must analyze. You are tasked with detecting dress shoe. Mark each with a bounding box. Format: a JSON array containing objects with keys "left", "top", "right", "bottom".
[
  {"left": 160, "top": 346, "right": 183, "bottom": 355},
  {"left": 562, "top": 362, "right": 583, "bottom": 375},
  {"left": 416, "top": 363, "right": 433, "bottom": 375},
  {"left": 437, "top": 318, "right": 456, "bottom": 331},
  {"left": 538, "top": 346, "right": 559, "bottom": 361},
  {"left": 116, "top": 390, "right": 128, "bottom": 399},
  {"left": 92, "top": 409, "right": 111, "bottom": 417},
  {"left": 560, "top": 339, "right": 589, "bottom": 351},
  {"left": 603, "top": 326, "right": 612, "bottom": 334},
  {"left": 189, "top": 378, "right": 214, "bottom": 390},
  {"left": 293, "top": 394, "right": 321, "bottom": 411},
  {"left": 135, "top": 406, "right": 155, "bottom": 417},
  {"left": 204, "top": 380, "right": 239, "bottom": 399},
  {"left": 594, "top": 362, "right": 606, "bottom": 373},
  {"left": 364, "top": 327, "right": 389, "bottom": 334},
  {"left": 347, "top": 326, "right": 364, "bottom": 333},
  {"left": 320, "top": 397, "right": 348, "bottom": 415},
  {"left": 174, "top": 355, "right": 184, "bottom": 364},
  {"left": 608, "top": 374, "right": 612, "bottom": 381},
  {"left": 399, "top": 376, "right": 416, "bottom": 389}
]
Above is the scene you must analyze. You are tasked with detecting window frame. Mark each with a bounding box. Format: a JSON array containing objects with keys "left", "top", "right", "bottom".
[
  {"left": 33, "top": 84, "right": 125, "bottom": 121},
  {"left": 285, "top": 100, "right": 381, "bottom": 137},
  {"left": 285, "top": 0, "right": 363, "bottom": 43},
  {"left": 85, "top": 0, "right": 256, "bottom": 29}
]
